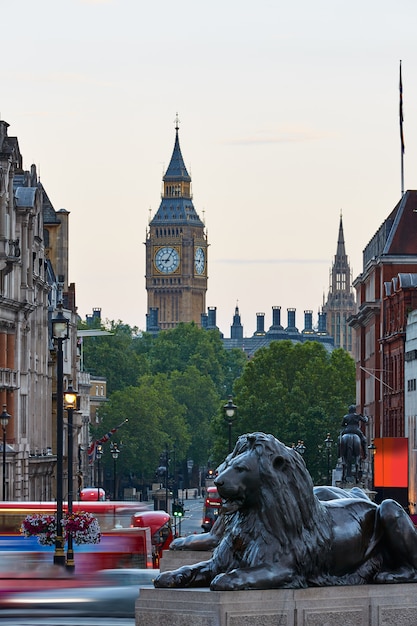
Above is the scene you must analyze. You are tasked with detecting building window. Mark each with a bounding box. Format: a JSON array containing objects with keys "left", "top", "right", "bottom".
[{"left": 408, "top": 379, "right": 417, "bottom": 392}]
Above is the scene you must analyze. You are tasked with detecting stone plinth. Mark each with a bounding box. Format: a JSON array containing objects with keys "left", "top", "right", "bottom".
[{"left": 135, "top": 584, "right": 417, "bottom": 626}]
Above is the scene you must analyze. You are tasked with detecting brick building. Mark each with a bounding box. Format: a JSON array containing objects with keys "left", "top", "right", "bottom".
[{"left": 349, "top": 190, "right": 417, "bottom": 441}]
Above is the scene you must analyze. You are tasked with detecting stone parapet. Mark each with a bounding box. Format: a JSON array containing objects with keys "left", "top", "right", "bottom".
[{"left": 136, "top": 584, "right": 417, "bottom": 626}]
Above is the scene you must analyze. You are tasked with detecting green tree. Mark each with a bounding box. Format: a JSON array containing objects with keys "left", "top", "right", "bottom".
[
  {"left": 168, "top": 366, "right": 219, "bottom": 466},
  {"left": 147, "top": 323, "right": 229, "bottom": 392},
  {"left": 79, "top": 320, "right": 149, "bottom": 393},
  {"left": 93, "top": 376, "right": 191, "bottom": 482},
  {"left": 83, "top": 321, "right": 248, "bottom": 482},
  {"left": 211, "top": 340, "right": 355, "bottom": 483}
]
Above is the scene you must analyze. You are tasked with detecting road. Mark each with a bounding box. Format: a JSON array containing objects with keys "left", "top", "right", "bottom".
[
  {"left": 173, "top": 496, "right": 205, "bottom": 537},
  {"left": 0, "top": 499, "right": 206, "bottom": 625}
]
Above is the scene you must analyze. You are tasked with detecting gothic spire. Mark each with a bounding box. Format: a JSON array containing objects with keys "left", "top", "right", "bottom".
[
  {"left": 163, "top": 114, "right": 191, "bottom": 183},
  {"left": 336, "top": 213, "right": 347, "bottom": 261}
]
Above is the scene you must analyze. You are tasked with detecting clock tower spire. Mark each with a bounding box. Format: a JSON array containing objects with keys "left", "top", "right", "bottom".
[{"left": 145, "top": 120, "right": 208, "bottom": 331}]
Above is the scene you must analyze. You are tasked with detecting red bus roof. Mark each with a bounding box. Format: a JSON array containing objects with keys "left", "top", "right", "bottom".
[{"left": 131, "top": 510, "right": 170, "bottom": 534}]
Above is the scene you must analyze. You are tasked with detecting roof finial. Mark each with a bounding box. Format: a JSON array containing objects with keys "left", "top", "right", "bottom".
[{"left": 174, "top": 112, "right": 180, "bottom": 132}]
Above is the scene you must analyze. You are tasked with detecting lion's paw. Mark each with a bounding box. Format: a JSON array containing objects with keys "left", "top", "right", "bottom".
[
  {"left": 154, "top": 567, "right": 193, "bottom": 588},
  {"left": 169, "top": 537, "right": 186, "bottom": 550}
]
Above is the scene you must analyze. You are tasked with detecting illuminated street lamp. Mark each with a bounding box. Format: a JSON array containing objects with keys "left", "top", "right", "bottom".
[
  {"left": 51, "top": 303, "right": 70, "bottom": 566},
  {"left": 0, "top": 405, "right": 11, "bottom": 501},
  {"left": 223, "top": 396, "right": 237, "bottom": 453},
  {"left": 64, "top": 381, "right": 78, "bottom": 570},
  {"left": 110, "top": 442, "right": 120, "bottom": 500},
  {"left": 96, "top": 444, "right": 104, "bottom": 501}
]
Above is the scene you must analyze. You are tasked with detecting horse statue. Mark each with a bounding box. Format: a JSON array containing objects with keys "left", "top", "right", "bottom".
[{"left": 340, "top": 432, "right": 362, "bottom": 483}]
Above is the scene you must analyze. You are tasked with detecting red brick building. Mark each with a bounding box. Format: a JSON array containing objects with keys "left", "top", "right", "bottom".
[{"left": 349, "top": 191, "right": 417, "bottom": 441}]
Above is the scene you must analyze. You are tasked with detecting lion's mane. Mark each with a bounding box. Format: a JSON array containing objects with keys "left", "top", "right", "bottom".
[{"left": 212, "top": 432, "right": 335, "bottom": 587}]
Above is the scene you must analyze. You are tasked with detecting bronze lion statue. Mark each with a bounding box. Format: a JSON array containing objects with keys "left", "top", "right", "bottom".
[{"left": 155, "top": 432, "right": 417, "bottom": 590}]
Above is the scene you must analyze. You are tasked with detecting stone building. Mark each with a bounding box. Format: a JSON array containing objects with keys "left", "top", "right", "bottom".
[
  {"left": 146, "top": 119, "right": 208, "bottom": 331},
  {"left": 145, "top": 122, "right": 334, "bottom": 355},
  {"left": 0, "top": 119, "right": 80, "bottom": 500},
  {"left": 349, "top": 190, "right": 417, "bottom": 442}
]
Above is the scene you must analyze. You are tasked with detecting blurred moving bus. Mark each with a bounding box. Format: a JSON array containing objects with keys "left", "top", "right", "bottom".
[
  {"left": 0, "top": 501, "right": 172, "bottom": 571},
  {"left": 202, "top": 486, "right": 222, "bottom": 532},
  {"left": 131, "top": 510, "right": 172, "bottom": 567}
]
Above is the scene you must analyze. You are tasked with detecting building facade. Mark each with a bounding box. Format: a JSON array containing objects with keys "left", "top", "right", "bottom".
[
  {"left": 405, "top": 309, "right": 417, "bottom": 513},
  {"left": 349, "top": 190, "right": 417, "bottom": 442},
  {"left": 222, "top": 306, "right": 333, "bottom": 357},
  {"left": 145, "top": 121, "right": 208, "bottom": 331},
  {"left": 0, "top": 119, "right": 81, "bottom": 500}
]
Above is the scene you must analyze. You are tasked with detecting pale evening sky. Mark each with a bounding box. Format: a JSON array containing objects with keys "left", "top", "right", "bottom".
[{"left": 2, "top": 0, "right": 417, "bottom": 336}]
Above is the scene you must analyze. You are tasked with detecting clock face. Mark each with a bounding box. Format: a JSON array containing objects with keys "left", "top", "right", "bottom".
[
  {"left": 194, "top": 247, "right": 205, "bottom": 275},
  {"left": 154, "top": 247, "right": 180, "bottom": 274}
]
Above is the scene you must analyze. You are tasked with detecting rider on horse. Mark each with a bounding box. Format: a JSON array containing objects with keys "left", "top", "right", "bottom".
[{"left": 339, "top": 405, "right": 368, "bottom": 459}]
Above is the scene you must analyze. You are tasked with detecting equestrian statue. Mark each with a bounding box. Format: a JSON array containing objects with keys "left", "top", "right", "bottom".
[{"left": 338, "top": 405, "right": 368, "bottom": 483}]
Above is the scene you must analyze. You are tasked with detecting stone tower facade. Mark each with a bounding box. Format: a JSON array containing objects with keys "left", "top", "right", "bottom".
[
  {"left": 145, "top": 121, "right": 208, "bottom": 330},
  {"left": 322, "top": 215, "right": 356, "bottom": 354}
]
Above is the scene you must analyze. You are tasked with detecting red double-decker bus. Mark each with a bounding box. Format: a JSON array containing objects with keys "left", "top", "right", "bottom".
[
  {"left": 0, "top": 501, "right": 172, "bottom": 573},
  {"left": 202, "top": 486, "right": 222, "bottom": 532}
]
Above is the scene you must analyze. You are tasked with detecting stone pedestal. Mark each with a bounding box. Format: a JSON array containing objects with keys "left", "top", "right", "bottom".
[{"left": 135, "top": 584, "right": 417, "bottom": 626}]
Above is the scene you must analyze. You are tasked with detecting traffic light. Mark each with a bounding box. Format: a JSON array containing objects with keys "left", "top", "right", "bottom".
[{"left": 172, "top": 502, "right": 184, "bottom": 517}]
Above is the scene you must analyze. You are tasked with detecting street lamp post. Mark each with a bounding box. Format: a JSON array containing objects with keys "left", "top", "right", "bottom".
[
  {"left": 223, "top": 396, "right": 237, "bottom": 453},
  {"left": 110, "top": 442, "right": 120, "bottom": 500},
  {"left": 324, "top": 433, "right": 333, "bottom": 485},
  {"left": 64, "top": 382, "right": 77, "bottom": 571},
  {"left": 51, "top": 303, "right": 70, "bottom": 566},
  {"left": 165, "top": 443, "right": 170, "bottom": 513},
  {"left": 96, "top": 444, "right": 103, "bottom": 501},
  {"left": 0, "top": 406, "right": 11, "bottom": 501}
]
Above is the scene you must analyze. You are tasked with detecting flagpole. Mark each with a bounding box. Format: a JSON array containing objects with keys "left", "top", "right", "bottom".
[{"left": 399, "top": 60, "right": 405, "bottom": 196}]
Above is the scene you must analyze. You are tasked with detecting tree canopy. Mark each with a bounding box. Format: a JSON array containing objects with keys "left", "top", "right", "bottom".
[
  {"left": 82, "top": 320, "right": 355, "bottom": 488},
  {"left": 83, "top": 321, "right": 247, "bottom": 488},
  {"left": 210, "top": 340, "right": 355, "bottom": 483}
]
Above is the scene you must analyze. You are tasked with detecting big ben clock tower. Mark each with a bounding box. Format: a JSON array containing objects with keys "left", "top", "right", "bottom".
[{"left": 145, "top": 118, "right": 208, "bottom": 330}]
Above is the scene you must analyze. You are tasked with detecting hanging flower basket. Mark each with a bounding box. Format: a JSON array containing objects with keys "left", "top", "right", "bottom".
[
  {"left": 21, "top": 511, "right": 101, "bottom": 546},
  {"left": 21, "top": 513, "right": 57, "bottom": 546},
  {"left": 62, "top": 511, "right": 101, "bottom": 545}
]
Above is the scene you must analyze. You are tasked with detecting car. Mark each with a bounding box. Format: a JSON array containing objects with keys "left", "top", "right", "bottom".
[{"left": 0, "top": 568, "right": 159, "bottom": 618}]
